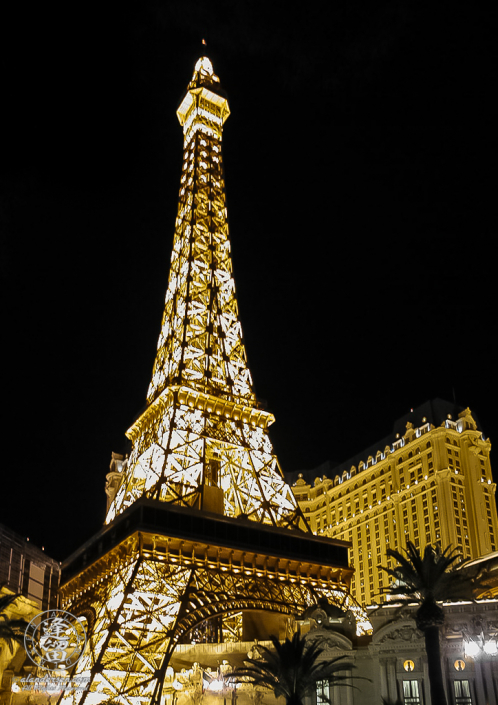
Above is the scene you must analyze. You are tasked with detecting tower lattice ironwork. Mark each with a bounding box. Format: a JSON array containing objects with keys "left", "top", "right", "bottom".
[{"left": 59, "top": 57, "right": 369, "bottom": 705}]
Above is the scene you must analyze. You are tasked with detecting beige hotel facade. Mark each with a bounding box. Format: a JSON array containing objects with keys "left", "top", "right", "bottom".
[{"left": 292, "top": 400, "right": 498, "bottom": 607}]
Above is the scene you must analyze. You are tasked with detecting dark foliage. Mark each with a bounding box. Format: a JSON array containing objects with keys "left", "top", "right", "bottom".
[
  {"left": 230, "top": 632, "right": 360, "bottom": 705},
  {"left": 381, "top": 542, "right": 485, "bottom": 705},
  {"left": 0, "top": 593, "right": 29, "bottom": 655}
]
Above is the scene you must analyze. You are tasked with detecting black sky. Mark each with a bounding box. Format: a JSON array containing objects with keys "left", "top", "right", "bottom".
[{"left": 1, "top": 1, "right": 495, "bottom": 560}]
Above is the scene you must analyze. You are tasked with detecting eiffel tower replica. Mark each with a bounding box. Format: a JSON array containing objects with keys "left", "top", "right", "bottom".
[{"left": 60, "top": 57, "right": 367, "bottom": 705}]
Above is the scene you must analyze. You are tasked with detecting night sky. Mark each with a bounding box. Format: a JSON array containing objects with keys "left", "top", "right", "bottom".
[{"left": 1, "top": 2, "right": 494, "bottom": 561}]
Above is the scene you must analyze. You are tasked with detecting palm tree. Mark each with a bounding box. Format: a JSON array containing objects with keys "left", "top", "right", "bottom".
[
  {"left": 0, "top": 592, "right": 29, "bottom": 655},
  {"left": 230, "top": 631, "right": 357, "bottom": 705},
  {"left": 382, "top": 542, "right": 484, "bottom": 705}
]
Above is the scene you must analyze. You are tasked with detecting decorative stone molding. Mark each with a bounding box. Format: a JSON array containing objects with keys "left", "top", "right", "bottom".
[{"left": 371, "top": 618, "right": 424, "bottom": 647}]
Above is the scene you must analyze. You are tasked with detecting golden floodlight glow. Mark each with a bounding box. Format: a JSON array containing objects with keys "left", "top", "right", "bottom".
[
  {"left": 104, "top": 54, "right": 303, "bottom": 530},
  {"left": 194, "top": 57, "right": 213, "bottom": 75},
  {"left": 59, "top": 57, "right": 369, "bottom": 705}
]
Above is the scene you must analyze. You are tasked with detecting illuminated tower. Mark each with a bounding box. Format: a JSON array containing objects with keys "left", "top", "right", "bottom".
[
  {"left": 105, "top": 57, "right": 301, "bottom": 529},
  {"left": 59, "top": 58, "right": 368, "bottom": 705}
]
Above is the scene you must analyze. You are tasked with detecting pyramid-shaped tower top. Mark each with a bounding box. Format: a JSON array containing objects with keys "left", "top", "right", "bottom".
[{"left": 146, "top": 57, "right": 255, "bottom": 407}]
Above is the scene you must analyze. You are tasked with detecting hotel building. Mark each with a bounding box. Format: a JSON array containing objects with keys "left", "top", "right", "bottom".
[{"left": 292, "top": 400, "right": 498, "bottom": 606}]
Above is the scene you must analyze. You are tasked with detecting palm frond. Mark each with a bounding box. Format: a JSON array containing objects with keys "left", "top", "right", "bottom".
[
  {"left": 381, "top": 541, "right": 486, "bottom": 623},
  {"left": 0, "top": 594, "right": 21, "bottom": 612},
  {"left": 0, "top": 593, "right": 29, "bottom": 654},
  {"left": 230, "top": 632, "right": 362, "bottom": 703}
]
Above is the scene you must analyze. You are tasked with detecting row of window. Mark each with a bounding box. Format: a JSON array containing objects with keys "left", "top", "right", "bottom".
[
  {"left": 317, "top": 679, "right": 472, "bottom": 705},
  {"left": 302, "top": 441, "right": 492, "bottom": 510},
  {"left": 335, "top": 484, "right": 455, "bottom": 604}
]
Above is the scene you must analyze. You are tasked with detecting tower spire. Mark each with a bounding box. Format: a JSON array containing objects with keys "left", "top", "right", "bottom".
[
  {"left": 105, "top": 58, "right": 305, "bottom": 531},
  {"left": 147, "top": 56, "right": 253, "bottom": 406}
]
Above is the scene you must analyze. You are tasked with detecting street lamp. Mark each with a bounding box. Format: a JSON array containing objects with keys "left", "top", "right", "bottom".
[{"left": 207, "top": 676, "right": 237, "bottom": 705}]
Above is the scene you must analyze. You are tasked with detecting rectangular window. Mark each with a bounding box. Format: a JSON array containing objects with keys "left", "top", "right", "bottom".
[
  {"left": 453, "top": 680, "right": 472, "bottom": 704},
  {"left": 316, "top": 680, "right": 329, "bottom": 705},
  {"left": 403, "top": 680, "right": 421, "bottom": 704}
]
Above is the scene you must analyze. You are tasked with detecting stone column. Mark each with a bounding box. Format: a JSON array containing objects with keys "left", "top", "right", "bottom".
[
  {"left": 473, "top": 660, "right": 486, "bottom": 705},
  {"left": 481, "top": 659, "right": 497, "bottom": 704},
  {"left": 345, "top": 673, "right": 353, "bottom": 705},
  {"left": 386, "top": 658, "right": 398, "bottom": 703},
  {"left": 379, "top": 660, "right": 388, "bottom": 702},
  {"left": 422, "top": 660, "right": 432, "bottom": 705}
]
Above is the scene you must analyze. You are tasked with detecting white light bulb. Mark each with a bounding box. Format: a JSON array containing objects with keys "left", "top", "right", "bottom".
[
  {"left": 484, "top": 640, "right": 498, "bottom": 655},
  {"left": 465, "top": 641, "right": 480, "bottom": 658}
]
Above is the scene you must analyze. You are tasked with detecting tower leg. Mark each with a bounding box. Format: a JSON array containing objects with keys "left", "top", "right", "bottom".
[{"left": 60, "top": 557, "right": 193, "bottom": 705}]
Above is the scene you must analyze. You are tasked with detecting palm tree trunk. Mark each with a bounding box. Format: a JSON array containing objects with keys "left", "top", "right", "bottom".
[
  {"left": 424, "top": 626, "right": 447, "bottom": 705},
  {"left": 286, "top": 697, "right": 304, "bottom": 705}
]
